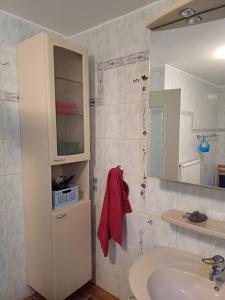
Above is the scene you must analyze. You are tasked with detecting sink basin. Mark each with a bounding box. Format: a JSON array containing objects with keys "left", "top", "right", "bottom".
[
  {"left": 129, "top": 247, "right": 225, "bottom": 300},
  {"left": 148, "top": 268, "right": 224, "bottom": 300}
]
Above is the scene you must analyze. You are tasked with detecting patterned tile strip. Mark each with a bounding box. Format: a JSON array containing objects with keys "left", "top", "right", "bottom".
[
  {"left": 104, "top": 50, "right": 149, "bottom": 70},
  {"left": 92, "top": 50, "right": 150, "bottom": 106},
  {"left": 192, "top": 128, "right": 225, "bottom": 133},
  {"left": 89, "top": 98, "right": 104, "bottom": 106},
  {"left": 97, "top": 70, "right": 104, "bottom": 98},
  {"left": 181, "top": 111, "right": 225, "bottom": 134},
  {"left": 0, "top": 91, "right": 19, "bottom": 101}
]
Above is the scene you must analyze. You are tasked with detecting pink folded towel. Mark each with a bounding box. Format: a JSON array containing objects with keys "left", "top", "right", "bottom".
[{"left": 56, "top": 102, "right": 76, "bottom": 114}]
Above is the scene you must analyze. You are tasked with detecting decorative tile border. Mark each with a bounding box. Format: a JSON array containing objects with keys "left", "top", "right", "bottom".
[
  {"left": 127, "top": 51, "right": 149, "bottom": 65},
  {"left": 181, "top": 111, "right": 193, "bottom": 117},
  {"left": 92, "top": 50, "right": 150, "bottom": 106},
  {"left": 0, "top": 91, "right": 19, "bottom": 101},
  {"left": 90, "top": 98, "right": 104, "bottom": 106},
  {"left": 192, "top": 128, "right": 225, "bottom": 134},
  {"left": 104, "top": 57, "right": 124, "bottom": 70},
  {"left": 97, "top": 70, "right": 104, "bottom": 98},
  {"left": 181, "top": 111, "right": 225, "bottom": 134},
  {"left": 97, "top": 62, "right": 104, "bottom": 72},
  {"left": 103, "top": 50, "right": 149, "bottom": 71},
  {"left": 216, "top": 128, "right": 225, "bottom": 132}
]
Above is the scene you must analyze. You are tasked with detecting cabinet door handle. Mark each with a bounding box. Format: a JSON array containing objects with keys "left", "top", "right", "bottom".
[
  {"left": 54, "top": 158, "right": 66, "bottom": 162},
  {"left": 55, "top": 213, "right": 66, "bottom": 219}
]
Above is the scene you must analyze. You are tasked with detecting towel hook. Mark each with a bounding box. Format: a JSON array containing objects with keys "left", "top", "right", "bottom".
[{"left": 116, "top": 165, "right": 123, "bottom": 171}]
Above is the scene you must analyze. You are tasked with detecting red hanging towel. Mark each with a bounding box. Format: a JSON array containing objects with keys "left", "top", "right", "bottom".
[{"left": 97, "top": 167, "right": 132, "bottom": 257}]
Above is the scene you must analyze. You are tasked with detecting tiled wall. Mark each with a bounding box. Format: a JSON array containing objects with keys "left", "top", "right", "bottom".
[
  {"left": 216, "top": 87, "right": 225, "bottom": 165},
  {"left": 0, "top": 12, "right": 45, "bottom": 300},
  {"left": 70, "top": 0, "right": 225, "bottom": 299},
  {"left": 152, "top": 64, "right": 225, "bottom": 186},
  {"left": 164, "top": 64, "right": 219, "bottom": 186}
]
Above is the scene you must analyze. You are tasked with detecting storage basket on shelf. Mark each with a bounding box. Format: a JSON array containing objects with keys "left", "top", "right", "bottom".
[{"left": 52, "top": 184, "right": 79, "bottom": 209}]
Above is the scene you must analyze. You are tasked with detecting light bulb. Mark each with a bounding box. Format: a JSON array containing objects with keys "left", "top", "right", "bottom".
[
  {"left": 179, "top": 8, "right": 196, "bottom": 18},
  {"left": 186, "top": 16, "right": 202, "bottom": 25}
]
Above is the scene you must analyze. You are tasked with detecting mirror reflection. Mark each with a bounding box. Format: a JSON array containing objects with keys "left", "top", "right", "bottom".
[{"left": 149, "top": 18, "right": 225, "bottom": 189}]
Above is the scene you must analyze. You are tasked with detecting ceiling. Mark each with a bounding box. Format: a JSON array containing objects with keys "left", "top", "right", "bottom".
[
  {"left": 150, "top": 17, "right": 225, "bottom": 86},
  {"left": 0, "top": 0, "right": 158, "bottom": 37}
]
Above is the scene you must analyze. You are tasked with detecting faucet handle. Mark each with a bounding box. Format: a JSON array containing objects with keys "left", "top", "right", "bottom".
[{"left": 202, "top": 255, "right": 225, "bottom": 265}]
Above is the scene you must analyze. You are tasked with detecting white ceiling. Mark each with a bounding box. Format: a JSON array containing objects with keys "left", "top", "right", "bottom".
[
  {"left": 0, "top": 0, "right": 158, "bottom": 36},
  {"left": 150, "top": 18, "right": 225, "bottom": 86}
]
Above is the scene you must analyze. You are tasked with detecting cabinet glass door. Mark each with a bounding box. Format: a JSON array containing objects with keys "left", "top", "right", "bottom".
[{"left": 54, "top": 46, "right": 84, "bottom": 156}]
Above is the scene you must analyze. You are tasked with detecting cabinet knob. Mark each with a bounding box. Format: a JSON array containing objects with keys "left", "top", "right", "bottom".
[{"left": 55, "top": 213, "right": 67, "bottom": 219}]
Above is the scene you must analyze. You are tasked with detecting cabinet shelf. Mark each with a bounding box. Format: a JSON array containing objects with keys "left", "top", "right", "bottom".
[
  {"left": 55, "top": 75, "right": 83, "bottom": 84},
  {"left": 52, "top": 198, "right": 90, "bottom": 214},
  {"left": 56, "top": 112, "right": 83, "bottom": 117},
  {"left": 162, "top": 209, "right": 225, "bottom": 240}
]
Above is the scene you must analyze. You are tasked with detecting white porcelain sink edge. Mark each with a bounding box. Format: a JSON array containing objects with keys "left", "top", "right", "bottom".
[{"left": 128, "top": 246, "right": 220, "bottom": 300}]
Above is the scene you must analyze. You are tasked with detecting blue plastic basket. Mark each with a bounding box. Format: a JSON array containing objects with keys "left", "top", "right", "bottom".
[{"left": 52, "top": 184, "right": 79, "bottom": 209}]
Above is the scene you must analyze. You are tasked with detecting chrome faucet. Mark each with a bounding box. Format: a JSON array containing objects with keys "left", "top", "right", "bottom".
[{"left": 202, "top": 255, "right": 225, "bottom": 283}]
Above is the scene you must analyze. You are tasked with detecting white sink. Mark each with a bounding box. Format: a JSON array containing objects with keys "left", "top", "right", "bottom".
[
  {"left": 129, "top": 247, "right": 225, "bottom": 300},
  {"left": 148, "top": 268, "right": 224, "bottom": 300}
]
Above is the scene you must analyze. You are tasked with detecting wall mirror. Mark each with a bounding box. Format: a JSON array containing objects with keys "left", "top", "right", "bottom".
[{"left": 148, "top": 11, "right": 225, "bottom": 189}]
